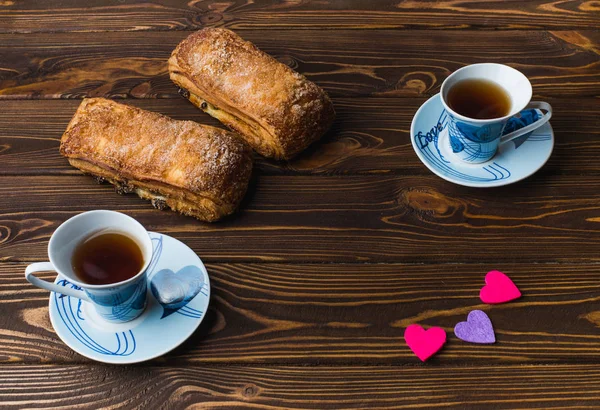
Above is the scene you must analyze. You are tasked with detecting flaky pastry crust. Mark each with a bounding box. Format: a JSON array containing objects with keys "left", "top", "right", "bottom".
[
  {"left": 168, "top": 28, "right": 335, "bottom": 160},
  {"left": 60, "top": 98, "right": 253, "bottom": 222}
]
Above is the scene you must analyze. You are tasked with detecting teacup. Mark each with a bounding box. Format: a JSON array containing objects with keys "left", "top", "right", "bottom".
[
  {"left": 440, "top": 63, "right": 552, "bottom": 163},
  {"left": 25, "top": 210, "right": 153, "bottom": 323}
]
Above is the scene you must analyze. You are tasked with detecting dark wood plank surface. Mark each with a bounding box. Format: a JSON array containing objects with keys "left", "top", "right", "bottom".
[
  {"left": 3, "top": 174, "right": 600, "bottom": 263},
  {"left": 3, "top": 0, "right": 600, "bottom": 33},
  {"left": 1, "top": 364, "right": 600, "bottom": 409},
  {"left": 1, "top": 30, "right": 598, "bottom": 99},
  {"left": 3, "top": 262, "right": 600, "bottom": 365},
  {"left": 1, "top": 97, "right": 599, "bottom": 176},
  {"left": 2, "top": 1, "right": 600, "bottom": 408}
]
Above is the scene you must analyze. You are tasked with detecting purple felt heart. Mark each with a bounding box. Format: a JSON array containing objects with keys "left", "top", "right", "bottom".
[{"left": 454, "top": 310, "right": 495, "bottom": 344}]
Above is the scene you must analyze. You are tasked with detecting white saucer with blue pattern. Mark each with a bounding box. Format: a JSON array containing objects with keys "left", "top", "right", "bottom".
[
  {"left": 411, "top": 93, "right": 554, "bottom": 188},
  {"left": 49, "top": 232, "right": 210, "bottom": 364}
]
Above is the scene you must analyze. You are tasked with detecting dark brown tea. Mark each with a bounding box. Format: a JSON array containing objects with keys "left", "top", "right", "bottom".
[
  {"left": 447, "top": 78, "right": 511, "bottom": 120},
  {"left": 72, "top": 232, "right": 144, "bottom": 285}
]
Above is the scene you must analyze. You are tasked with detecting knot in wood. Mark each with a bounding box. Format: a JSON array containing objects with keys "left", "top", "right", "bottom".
[
  {"left": 396, "top": 71, "right": 436, "bottom": 95},
  {"left": 199, "top": 12, "right": 223, "bottom": 24},
  {"left": 242, "top": 384, "right": 258, "bottom": 398},
  {"left": 0, "top": 225, "right": 9, "bottom": 244},
  {"left": 401, "top": 188, "right": 454, "bottom": 217},
  {"left": 278, "top": 55, "right": 298, "bottom": 70},
  {"left": 130, "top": 81, "right": 151, "bottom": 98}
]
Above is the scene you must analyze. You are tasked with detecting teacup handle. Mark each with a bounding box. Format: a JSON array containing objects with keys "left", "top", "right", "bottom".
[
  {"left": 500, "top": 101, "right": 552, "bottom": 144},
  {"left": 25, "top": 262, "right": 91, "bottom": 302}
]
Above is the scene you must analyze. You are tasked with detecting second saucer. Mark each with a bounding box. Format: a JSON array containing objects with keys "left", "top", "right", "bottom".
[{"left": 410, "top": 93, "right": 554, "bottom": 188}]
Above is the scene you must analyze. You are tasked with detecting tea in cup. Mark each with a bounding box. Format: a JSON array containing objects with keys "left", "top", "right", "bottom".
[{"left": 440, "top": 63, "right": 552, "bottom": 163}]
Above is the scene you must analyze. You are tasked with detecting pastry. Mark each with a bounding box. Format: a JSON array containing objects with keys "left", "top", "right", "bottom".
[
  {"left": 60, "top": 98, "right": 253, "bottom": 222},
  {"left": 168, "top": 28, "right": 335, "bottom": 160}
]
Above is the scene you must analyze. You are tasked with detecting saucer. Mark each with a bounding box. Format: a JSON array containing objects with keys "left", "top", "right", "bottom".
[
  {"left": 48, "top": 232, "right": 210, "bottom": 364},
  {"left": 411, "top": 93, "right": 554, "bottom": 187}
]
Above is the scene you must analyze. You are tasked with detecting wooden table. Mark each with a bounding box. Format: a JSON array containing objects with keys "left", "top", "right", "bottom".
[{"left": 1, "top": 1, "right": 600, "bottom": 408}]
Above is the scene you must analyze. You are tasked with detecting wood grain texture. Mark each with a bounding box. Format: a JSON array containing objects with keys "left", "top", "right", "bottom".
[
  {"left": 0, "top": 30, "right": 598, "bottom": 99},
  {"left": 2, "top": 364, "right": 600, "bottom": 409},
  {"left": 2, "top": 1, "right": 600, "bottom": 408},
  {"left": 3, "top": 364, "right": 600, "bottom": 409},
  {"left": 0, "top": 97, "right": 598, "bottom": 176},
  {"left": 3, "top": 174, "right": 600, "bottom": 264},
  {"left": 2, "top": 0, "right": 600, "bottom": 33},
  {"left": 5, "top": 262, "right": 600, "bottom": 365}
]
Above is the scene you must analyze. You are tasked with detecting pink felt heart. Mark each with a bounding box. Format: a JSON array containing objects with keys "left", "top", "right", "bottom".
[
  {"left": 480, "top": 270, "right": 521, "bottom": 304},
  {"left": 404, "top": 324, "right": 447, "bottom": 362}
]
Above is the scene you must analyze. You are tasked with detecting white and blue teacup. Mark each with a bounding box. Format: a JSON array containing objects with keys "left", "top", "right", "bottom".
[
  {"left": 25, "top": 210, "right": 153, "bottom": 323},
  {"left": 440, "top": 63, "right": 552, "bottom": 163}
]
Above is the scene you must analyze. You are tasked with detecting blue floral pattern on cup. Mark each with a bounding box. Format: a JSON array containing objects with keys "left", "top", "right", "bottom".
[
  {"left": 417, "top": 109, "right": 513, "bottom": 183},
  {"left": 448, "top": 109, "right": 541, "bottom": 163},
  {"left": 83, "top": 276, "right": 148, "bottom": 322},
  {"left": 503, "top": 109, "right": 541, "bottom": 148}
]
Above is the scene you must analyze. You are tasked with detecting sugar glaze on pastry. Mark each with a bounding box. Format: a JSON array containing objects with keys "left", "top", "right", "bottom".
[
  {"left": 169, "top": 28, "right": 335, "bottom": 160},
  {"left": 60, "top": 98, "right": 253, "bottom": 222}
]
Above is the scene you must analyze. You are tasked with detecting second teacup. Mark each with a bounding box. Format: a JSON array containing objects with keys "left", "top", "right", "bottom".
[
  {"left": 25, "top": 210, "right": 153, "bottom": 323},
  {"left": 440, "top": 63, "right": 552, "bottom": 164}
]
